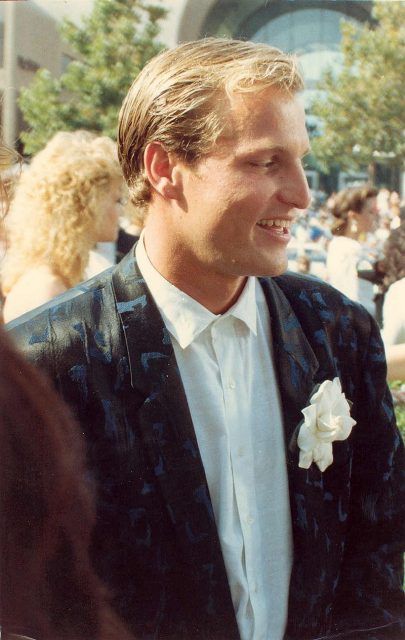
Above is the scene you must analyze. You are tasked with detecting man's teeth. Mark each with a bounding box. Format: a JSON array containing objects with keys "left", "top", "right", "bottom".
[{"left": 257, "top": 219, "right": 292, "bottom": 229}]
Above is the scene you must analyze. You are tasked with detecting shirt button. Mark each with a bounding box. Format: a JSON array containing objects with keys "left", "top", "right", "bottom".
[{"left": 228, "top": 379, "right": 236, "bottom": 389}]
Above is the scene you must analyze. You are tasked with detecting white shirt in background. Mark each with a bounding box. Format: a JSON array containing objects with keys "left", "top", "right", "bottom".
[
  {"left": 136, "top": 235, "right": 293, "bottom": 640},
  {"left": 85, "top": 241, "right": 116, "bottom": 280},
  {"left": 382, "top": 277, "right": 405, "bottom": 347},
  {"left": 326, "top": 235, "right": 376, "bottom": 316}
]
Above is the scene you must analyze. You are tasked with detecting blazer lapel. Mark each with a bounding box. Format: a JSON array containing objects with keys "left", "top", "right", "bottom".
[
  {"left": 259, "top": 276, "right": 319, "bottom": 452},
  {"left": 260, "top": 277, "right": 347, "bottom": 634},
  {"left": 111, "top": 248, "right": 214, "bottom": 544},
  {"left": 111, "top": 249, "right": 237, "bottom": 626}
]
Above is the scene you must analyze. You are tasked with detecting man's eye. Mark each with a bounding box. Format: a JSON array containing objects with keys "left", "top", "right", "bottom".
[{"left": 251, "top": 160, "right": 276, "bottom": 168}]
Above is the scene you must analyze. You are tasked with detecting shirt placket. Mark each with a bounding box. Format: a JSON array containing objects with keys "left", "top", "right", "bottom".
[{"left": 212, "top": 317, "right": 260, "bottom": 634}]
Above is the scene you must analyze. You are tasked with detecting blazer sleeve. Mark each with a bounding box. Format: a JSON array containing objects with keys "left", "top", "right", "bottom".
[{"left": 331, "top": 312, "right": 405, "bottom": 638}]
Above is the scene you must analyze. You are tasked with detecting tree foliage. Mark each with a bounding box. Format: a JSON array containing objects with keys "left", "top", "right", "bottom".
[
  {"left": 18, "top": 0, "right": 167, "bottom": 154},
  {"left": 311, "top": 1, "right": 405, "bottom": 175}
]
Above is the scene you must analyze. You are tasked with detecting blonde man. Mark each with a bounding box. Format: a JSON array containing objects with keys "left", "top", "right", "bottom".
[{"left": 8, "top": 39, "right": 405, "bottom": 640}]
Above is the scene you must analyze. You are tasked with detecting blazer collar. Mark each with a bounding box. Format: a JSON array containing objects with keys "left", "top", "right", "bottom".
[
  {"left": 111, "top": 249, "right": 236, "bottom": 609},
  {"left": 111, "top": 247, "right": 205, "bottom": 505},
  {"left": 111, "top": 247, "right": 175, "bottom": 393},
  {"left": 259, "top": 276, "right": 320, "bottom": 455}
]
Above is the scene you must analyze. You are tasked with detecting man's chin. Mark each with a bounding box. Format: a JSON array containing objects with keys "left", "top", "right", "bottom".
[{"left": 256, "top": 259, "right": 289, "bottom": 278}]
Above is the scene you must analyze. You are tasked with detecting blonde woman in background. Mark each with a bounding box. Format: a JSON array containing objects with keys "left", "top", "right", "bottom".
[{"left": 2, "top": 131, "right": 124, "bottom": 323}]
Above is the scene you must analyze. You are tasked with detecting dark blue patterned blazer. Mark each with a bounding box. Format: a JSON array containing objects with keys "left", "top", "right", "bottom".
[{"left": 7, "top": 247, "right": 405, "bottom": 640}]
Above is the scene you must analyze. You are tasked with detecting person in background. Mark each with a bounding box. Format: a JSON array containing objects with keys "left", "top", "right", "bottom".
[
  {"left": 389, "top": 191, "right": 402, "bottom": 230},
  {"left": 116, "top": 199, "right": 144, "bottom": 263},
  {"left": 326, "top": 184, "right": 379, "bottom": 316},
  {"left": 381, "top": 222, "right": 405, "bottom": 347},
  {"left": 0, "top": 149, "right": 20, "bottom": 312},
  {"left": 1, "top": 131, "right": 124, "bottom": 322},
  {"left": 295, "top": 253, "right": 311, "bottom": 274},
  {"left": 7, "top": 38, "right": 405, "bottom": 640},
  {"left": 386, "top": 343, "right": 405, "bottom": 381}
]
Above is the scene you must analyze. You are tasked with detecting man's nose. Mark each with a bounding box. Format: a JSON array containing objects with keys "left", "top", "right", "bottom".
[{"left": 278, "top": 163, "right": 311, "bottom": 210}]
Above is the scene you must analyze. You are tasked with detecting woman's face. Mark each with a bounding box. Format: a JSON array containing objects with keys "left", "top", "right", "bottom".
[
  {"left": 358, "top": 196, "right": 379, "bottom": 234},
  {"left": 96, "top": 180, "right": 124, "bottom": 243}
]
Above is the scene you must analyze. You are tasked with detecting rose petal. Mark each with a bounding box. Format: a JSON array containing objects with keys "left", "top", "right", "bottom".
[
  {"left": 301, "top": 404, "right": 318, "bottom": 426},
  {"left": 299, "top": 449, "right": 313, "bottom": 469},
  {"left": 334, "top": 415, "right": 356, "bottom": 440},
  {"left": 313, "top": 442, "right": 333, "bottom": 472}
]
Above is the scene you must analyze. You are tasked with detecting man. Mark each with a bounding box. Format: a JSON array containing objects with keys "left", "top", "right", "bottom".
[{"left": 7, "top": 39, "right": 405, "bottom": 639}]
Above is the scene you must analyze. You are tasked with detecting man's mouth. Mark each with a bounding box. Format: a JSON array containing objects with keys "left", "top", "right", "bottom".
[{"left": 256, "top": 218, "right": 292, "bottom": 233}]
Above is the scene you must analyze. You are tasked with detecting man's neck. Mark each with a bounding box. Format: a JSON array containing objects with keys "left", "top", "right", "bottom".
[{"left": 142, "top": 228, "right": 247, "bottom": 315}]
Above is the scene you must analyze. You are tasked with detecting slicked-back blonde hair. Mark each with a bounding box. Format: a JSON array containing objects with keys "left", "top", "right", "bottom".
[
  {"left": 2, "top": 131, "right": 123, "bottom": 295},
  {"left": 118, "top": 37, "right": 303, "bottom": 211}
]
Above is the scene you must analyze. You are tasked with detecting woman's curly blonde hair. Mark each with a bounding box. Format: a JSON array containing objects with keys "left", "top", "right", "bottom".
[
  {"left": 0, "top": 143, "right": 20, "bottom": 220},
  {"left": 1, "top": 131, "right": 122, "bottom": 295}
]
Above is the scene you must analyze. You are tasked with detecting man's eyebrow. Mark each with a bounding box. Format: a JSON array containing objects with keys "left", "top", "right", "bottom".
[
  {"left": 236, "top": 144, "right": 312, "bottom": 157},
  {"left": 265, "top": 146, "right": 312, "bottom": 157}
]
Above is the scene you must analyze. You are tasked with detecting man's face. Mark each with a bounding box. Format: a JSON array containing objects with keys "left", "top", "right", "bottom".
[{"left": 161, "top": 87, "right": 311, "bottom": 288}]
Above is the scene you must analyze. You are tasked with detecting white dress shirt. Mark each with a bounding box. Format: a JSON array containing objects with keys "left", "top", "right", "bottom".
[{"left": 136, "top": 236, "right": 293, "bottom": 640}]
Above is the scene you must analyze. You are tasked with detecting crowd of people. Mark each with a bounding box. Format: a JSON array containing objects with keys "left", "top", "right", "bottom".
[
  {"left": 288, "top": 185, "right": 405, "bottom": 349},
  {"left": 0, "top": 36, "right": 404, "bottom": 640}
]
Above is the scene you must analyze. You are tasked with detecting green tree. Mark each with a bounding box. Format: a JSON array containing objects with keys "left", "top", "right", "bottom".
[
  {"left": 18, "top": 0, "right": 167, "bottom": 155},
  {"left": 310, "top": 0, "right": 405, "bottom": 178}
]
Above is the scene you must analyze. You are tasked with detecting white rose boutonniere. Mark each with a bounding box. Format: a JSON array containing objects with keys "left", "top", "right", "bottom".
[{"left": 297, "top": 377, "right": 356, "bottom": 472}]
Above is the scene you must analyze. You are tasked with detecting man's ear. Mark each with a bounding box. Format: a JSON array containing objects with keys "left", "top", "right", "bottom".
[{"left": 144, "top": 142, "right": 182, "bottom": 200}]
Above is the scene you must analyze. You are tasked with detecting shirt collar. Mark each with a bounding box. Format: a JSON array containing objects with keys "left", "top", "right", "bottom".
[{"left": 135, "top": 231, "right": 257, "bottom": 349}]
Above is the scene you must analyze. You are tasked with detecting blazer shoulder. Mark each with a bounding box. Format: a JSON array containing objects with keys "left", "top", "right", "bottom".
[
  {"left": 264, "top": 271, "right": 378, "bottom": 364},
  {"left": 6, "top": 268, "right": 117, "bottom": 372},
  {"left": 271, "top": 271, "right": 371, "bottom": 321}
]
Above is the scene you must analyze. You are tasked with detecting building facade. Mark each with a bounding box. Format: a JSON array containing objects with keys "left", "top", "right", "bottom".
[{"left": 0, "top": 1, "right": 77, "bottom": 149}]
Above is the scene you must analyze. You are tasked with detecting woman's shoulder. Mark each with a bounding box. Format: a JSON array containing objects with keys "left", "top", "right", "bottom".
[
  {"left": 384, "top": 276, "right": 405, "bottom": 309},
  {"left": 386, "top": 276, "right": 405, "bottom": 294},
  {"left": 3, "top": 266, "right": 67, "bottom": 322}
]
